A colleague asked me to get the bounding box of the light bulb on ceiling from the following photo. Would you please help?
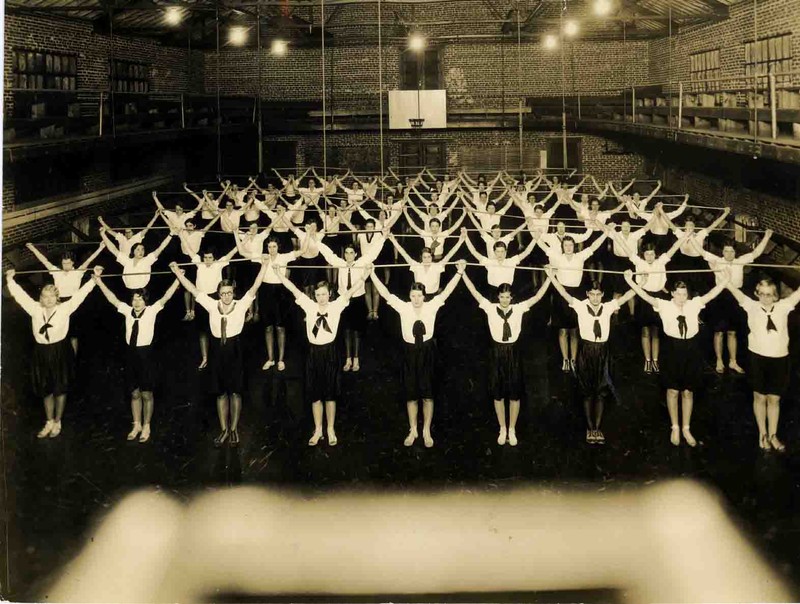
[594,0,612,16]
[543,34,558,50]
[164,7,182,26]
[228,26,248,46]
[271,39,288,55]
[564,20,579,37]
[408,33,426,52]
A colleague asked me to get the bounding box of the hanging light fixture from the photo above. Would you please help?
[228,26,248,46]
[271,39,288,55]
[164,7,182,26]
[408,33,426,52]
[543,34,559,50]
[564,20,579,37]
[594,0,612,16]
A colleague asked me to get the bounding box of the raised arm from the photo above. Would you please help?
[244,260,270,300]
[623,270,660,309]
[93,267,122,307]
[97,216,119,239]
[139,211,161,238]
[403,209,427,236]
[340,266,372,301]
[660,232,688,263]
[512,233,539,263]
[582,231,609,258]
[431,260,465,304]
[99,227,122,257]
[389,235,415,265]
[441,212,466,236]
[666,195,689,219]
[696,269,730,306]
[219,244,239,263]
[521,275,552,310]
[751,229,774,260]
[461,271,490,306]
[702,207,731,235]
[617,179,637,196]
[155,278,182,309]
[273,262,310,305]
[462,228,489,262]
[368,269,395,303]
[725,282,751,307]
[78,242,107,270]
[151,233,174,259]
[641,181,662,204]
[26,243,58,271]
[316,240,343,266]
[545,266,575,305]
[170,262,200,297]
[440,233,466,264]
[200,213,222,234]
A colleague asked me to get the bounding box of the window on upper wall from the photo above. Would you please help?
[12,49,77,91]
[689,49,720,92]
[111,59,151,93]
[745,33,793,85]
[400,48,442,91]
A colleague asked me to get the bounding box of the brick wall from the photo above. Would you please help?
[4,12,204,114]
[205,37,650,108]
[648,0,800,86]
[264,129,646,182]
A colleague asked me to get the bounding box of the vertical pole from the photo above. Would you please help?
[632,86,636,123]
[216,4,222,176]
[99,91,104,136]
[560,10,567,169]
[668,2,673,127]
[378,0,384,178]
[678,81,683,130]
[109,6,116,138]
[753,0,759,145]
[257,3,263,174]
[517,8,523,171]
[769,71,777,140]
[321,0,327,179]
[181,93,185,129]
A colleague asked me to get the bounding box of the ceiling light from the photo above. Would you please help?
[594,0,612,16]
[271,39,288,55]
[408,33,426,52]
[564,20,579,37]
[228,26,248,46]
[543,34,558,50]
[164,7,182,26]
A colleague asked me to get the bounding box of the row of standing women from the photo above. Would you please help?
[7,168,793,453]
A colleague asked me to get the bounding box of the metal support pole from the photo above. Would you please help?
[769,71,777,140]
[560,10,567,169]
[321,0,327,179]
[180,93,185,129]
[257,3,264,173]
[216,4,222,176]
[99,91,104,136]
[378,0,384,177]
[677,82,683,130]
[517,8,523,171]
[631,86,636,124]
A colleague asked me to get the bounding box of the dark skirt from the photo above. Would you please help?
[576,340,614,399]
[707,289,745,332]
[209,335,244,396]
[660,336,704,392]
[749,351,790,396]
[488,342,524,401]
[342,294,367,333]
[306,342,341,402]
[291,255,325,289]
[403,339,437,401]
[259,283,286,327]
[607,254,632,294]
[375,240,394,265]
[551,286,580,329]
[125,345,156,393]
[31,338,75,397]
[636,298,661,328]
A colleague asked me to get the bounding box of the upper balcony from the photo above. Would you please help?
[525,69,800,164]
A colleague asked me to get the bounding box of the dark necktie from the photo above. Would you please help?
[366,233,374,244]
[313,313,332,338]
[220,316,228,345]
[589,305,602,341]
[496,307,513,342]
[764,308,777,333]
[347,267,352,290]
[430,238,440,252]
[130,309,142,347]
[677,315,687,339]
[412,319,426,344]
[39,310,56,342]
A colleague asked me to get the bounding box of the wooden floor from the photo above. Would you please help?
[2,246,800,601]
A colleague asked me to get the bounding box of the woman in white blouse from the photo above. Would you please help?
[100,227,174,290]
[369,260,466,448]
[389,232,465,298]
[6,266,98,439]
[26,241,106,354]
[274,267,368,447]
[170,259,269,448]
[727,278,800,452]
[624,269,729,447]
[93,272,181,443]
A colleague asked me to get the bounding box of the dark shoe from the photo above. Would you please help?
[230,429,240,447]
[214,429,229,448]
[651,360,660,374]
